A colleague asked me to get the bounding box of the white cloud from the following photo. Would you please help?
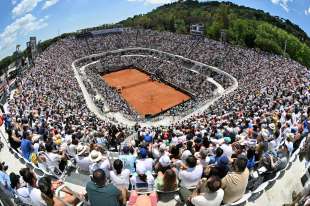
[270,0,292,12]
[12,0,42,17]
[0,14,48,50]
[12,0,18,5]
[305,7,310,15]
[127,0,176,5]
[42,0,59,10]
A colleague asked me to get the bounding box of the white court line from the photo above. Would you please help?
[72,47,238,127]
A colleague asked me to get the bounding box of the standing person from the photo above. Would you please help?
[110,159,130,203]
[44,144,65,174]
[119,146,136,174]
[7,125,21,152]
[136,148,153,173]
[86,169,124,206]
[20,131,33,160]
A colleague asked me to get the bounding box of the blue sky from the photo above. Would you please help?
[0,0,309,59]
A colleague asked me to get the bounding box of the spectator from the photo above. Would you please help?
[155,155,171,173]
[205,155,229,179]
[189,176,224,206]
[208,147,223,165]
[44,144,64,174]
[136,148,153,173]
[20,131,33,160]
[270,145,289,172]
[128,190,158,206]
[10,172,32,205]
[75,145,91,174]
[155,168,178,191]
[110,159,130,189]
[246,147,256,170]
[220,137,233,159]
[38,176,80,206]
[130,164,154,190]
[89,150,110,178]
[19,168,45,206]
[179,155,203,188]
[221,155,249,204]
[119,146,136,174]
[0,162,12,196]
[86,169,123,206]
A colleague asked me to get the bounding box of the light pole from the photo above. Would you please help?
[283,39,287,57]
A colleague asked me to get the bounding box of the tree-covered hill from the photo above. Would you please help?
[1,0,309,75]
[120,0,310,68]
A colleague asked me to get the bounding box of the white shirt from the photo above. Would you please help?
[89,159,110,178]
[75,155,92,173]
[282,127,291,139]
[16,187,32,205]
[29,186,46,206]
[220,144,233,158]
[45,152,61,173]
[33,143,40,154]
[292,112,300,125]
[179,165,203,188]
[110,169,130,188]
[285,141,294,155]
[67,144,77,157]
[136,158,153,172]
[171,136,178,145]
[191,189,224,206]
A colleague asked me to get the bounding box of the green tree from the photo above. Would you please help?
[175,19,187,33]
[255,37,282,54]
[244,33,257,48]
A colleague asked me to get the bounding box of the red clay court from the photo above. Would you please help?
[102,68,191,116]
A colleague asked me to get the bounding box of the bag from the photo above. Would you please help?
[0,115,4,126]
[128,191,157,206]
[246,174,265,192]
[30,153,38,165]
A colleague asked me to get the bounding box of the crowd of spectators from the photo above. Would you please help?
[0,28,309,206]
[82,53,217,120]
